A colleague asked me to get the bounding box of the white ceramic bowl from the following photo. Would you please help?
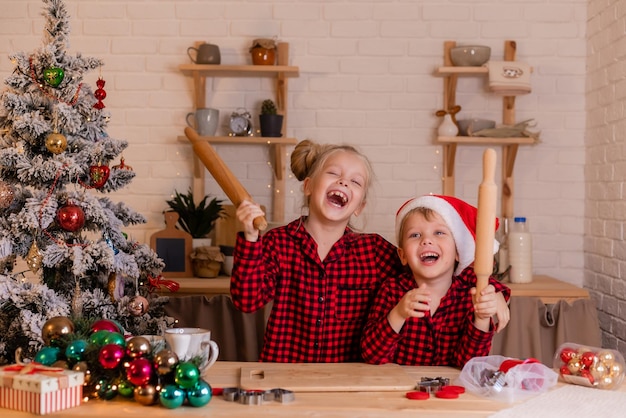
[450,45,491,67]
[456,118,496,136]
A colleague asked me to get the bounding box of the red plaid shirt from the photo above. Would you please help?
[230,217,402,363]
[361,267,510,367]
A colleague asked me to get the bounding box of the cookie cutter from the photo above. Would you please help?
[418,376,451,393]
[222,387,295,405]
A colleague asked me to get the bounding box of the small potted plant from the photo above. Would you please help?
[165,189,225,248]
[259,99,284,137]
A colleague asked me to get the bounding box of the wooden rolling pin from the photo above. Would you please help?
[184,127,267,231]
[474,148,497,294]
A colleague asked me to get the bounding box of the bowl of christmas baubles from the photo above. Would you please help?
[554,342,625,390]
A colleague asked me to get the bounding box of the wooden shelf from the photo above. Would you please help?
[177,135,297,145]
[179,42,299,223]
[435,40,537,219]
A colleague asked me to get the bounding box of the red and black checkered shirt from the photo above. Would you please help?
[230,217,403,363]
[361,267,510,367]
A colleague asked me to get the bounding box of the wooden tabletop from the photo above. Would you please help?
[162,275,590,304]
[3,361,623,418]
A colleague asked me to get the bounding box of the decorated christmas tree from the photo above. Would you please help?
[0,0,176,365]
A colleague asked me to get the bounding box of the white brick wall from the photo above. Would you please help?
[586,0,626,355]
[1,1,587,284]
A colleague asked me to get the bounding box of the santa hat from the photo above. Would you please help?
[395,195,500,276]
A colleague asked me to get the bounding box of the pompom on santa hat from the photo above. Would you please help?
[395,194,500,276]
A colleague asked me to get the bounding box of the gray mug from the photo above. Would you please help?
[186,108,219,136]
[187,43,221,64]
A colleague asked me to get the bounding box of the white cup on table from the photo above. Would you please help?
[164,327,219,372]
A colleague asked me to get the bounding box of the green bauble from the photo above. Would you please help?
[116,379,135,398]
[103,332,126,347]
[65,339,88,362]
[187,379,212,407]
[159,384,185,409]
[34,346,61,366]
[89,330,111,346]
[174,362,200,390]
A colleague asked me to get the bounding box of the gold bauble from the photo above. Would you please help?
[154,349,179,375]
[42,316,74,345]
[590,362,607,381]
[598,374,615,389]
[26,241,43,273]
[134,384,158,406]
[73,361,91,384]
[126,336,151,358]
[610,362,623,377]
[598,350,616,367]
[45,132,67,154]
[567,359,582,374]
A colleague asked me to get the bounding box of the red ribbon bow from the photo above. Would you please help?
[148,275,180,292]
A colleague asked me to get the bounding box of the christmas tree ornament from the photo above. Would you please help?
[126,357,154,386]
[43,66,65,87]
[65,339,88,363]
[26,241,43,273]
[71,280,83,318]
[42,316,75,345]
[113,156,133,171]
[174,361,200,389]
[52,360,70,369]
[0,180,15,208]
[186,379,212,407]
[126,336,151,358]
[93,77,107,109]
[99,343,125,369]
[89,162,110,188]
[134,384,159,406]
[73,361,91,384]
[91,318,123,334]
[103,331,126,347]
[154,349,179,375]
[96,378,118,400]
[128,294,149,316]
[45,131,67,154]
[34,346,61,366]
[56,203,85,231]
[159,384,185,409]
[116,379,135,398]
[89,329,112,346]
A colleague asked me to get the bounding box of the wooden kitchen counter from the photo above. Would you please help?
[2,361,623,418]
[162,275,589,304]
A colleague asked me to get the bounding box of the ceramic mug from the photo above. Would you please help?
[186,108,219,136]
[164,327,219,372]
[187,43,221,64]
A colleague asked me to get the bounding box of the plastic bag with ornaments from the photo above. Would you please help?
[457,355,558,403]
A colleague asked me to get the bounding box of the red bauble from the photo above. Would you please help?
[56,204,85,232]
[89,164,110,189]
[127,358,154,386]
[99,343,125,369]
[559,347,577,363]
[91,319,122,334]
[93,78,107,109]
[580,351,596,369]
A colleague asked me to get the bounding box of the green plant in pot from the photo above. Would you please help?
[165,189,225,246]
[259,99,284,137]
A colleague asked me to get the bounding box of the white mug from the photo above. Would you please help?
[186,108,219,136]
[164,327,219,372]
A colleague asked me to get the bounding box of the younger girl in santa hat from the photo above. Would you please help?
[361,195,510,367]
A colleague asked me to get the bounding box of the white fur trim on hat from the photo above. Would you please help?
[395,195,499,276]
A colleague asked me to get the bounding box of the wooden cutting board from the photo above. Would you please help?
[239,363,417,392]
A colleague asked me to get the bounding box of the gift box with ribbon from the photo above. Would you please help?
[0,363,84,415]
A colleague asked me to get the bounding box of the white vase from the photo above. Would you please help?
[438,114,459,137]
[192,238,212,249]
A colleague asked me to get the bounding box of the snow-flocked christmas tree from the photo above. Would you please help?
[0,0,176,365]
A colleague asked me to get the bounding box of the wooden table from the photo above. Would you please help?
[162,275,589,304]
[3,361,624,417]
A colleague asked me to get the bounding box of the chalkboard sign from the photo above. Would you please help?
[150,212,192,278]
